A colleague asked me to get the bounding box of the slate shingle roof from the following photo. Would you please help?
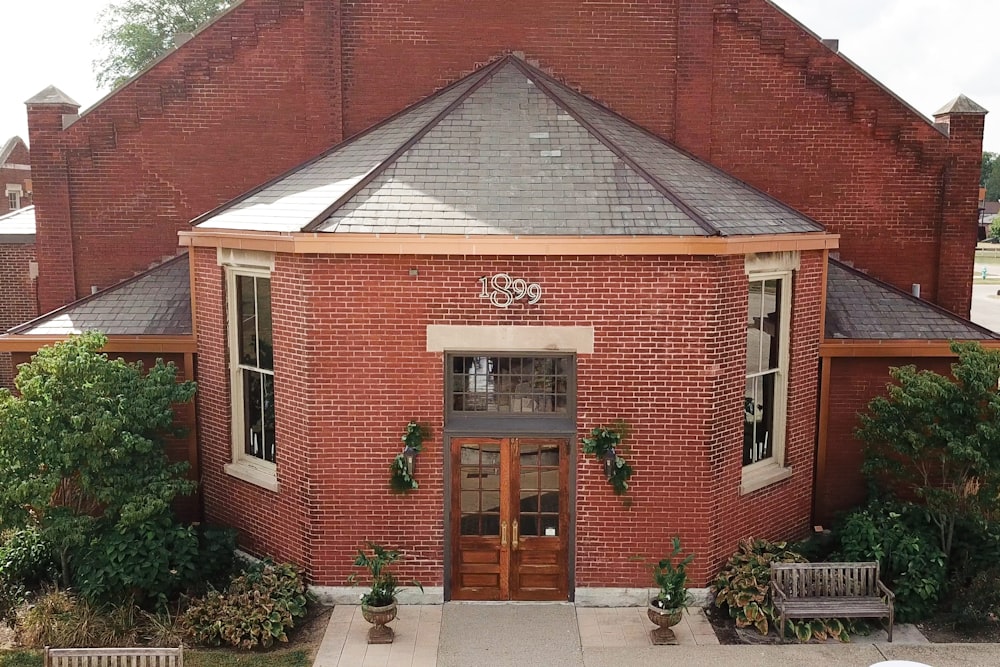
[196,56,824,238]
[825,259,999,340]
[7,254,191,336]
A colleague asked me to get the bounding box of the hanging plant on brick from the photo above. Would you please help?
[389,421,427,493]
[581,423,633,495]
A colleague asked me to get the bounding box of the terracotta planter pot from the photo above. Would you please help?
[647,602,683,645]
[361,600,398,644]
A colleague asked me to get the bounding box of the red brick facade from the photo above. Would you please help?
[0,244,37,388]
[194,248,823,587]
[24,0,982,316]
[11,0,987,594]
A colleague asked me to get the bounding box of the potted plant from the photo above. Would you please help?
[647,536,695,645]
[349,542,421,644]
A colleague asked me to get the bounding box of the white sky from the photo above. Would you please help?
[1,0,997,152]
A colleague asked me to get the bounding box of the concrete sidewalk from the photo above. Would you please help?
[312,603,1000,667]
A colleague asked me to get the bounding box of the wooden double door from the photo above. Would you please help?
[450,437,570,600]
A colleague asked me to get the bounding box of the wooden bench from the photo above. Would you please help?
[44,646,183,667]
[770,561,894,643]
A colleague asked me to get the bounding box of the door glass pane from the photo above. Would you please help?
[519,490,539,514]
[540,515,559,536]
[515,441,560,540]
[459,443,501,536]
[520,515,538,537]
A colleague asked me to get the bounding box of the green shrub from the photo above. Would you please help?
[712,538,850,641]
[947,564,1000,631]
[0,527,58,628]
[181,562,311,650]
[834,502,946,622]
[72,515,199,606]
[193,525,238,592]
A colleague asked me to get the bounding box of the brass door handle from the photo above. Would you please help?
[501,520,508,547]
[512,520,519,550]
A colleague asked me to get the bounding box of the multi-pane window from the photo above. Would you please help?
[6,186,20,211]
[450,355,570,415]
[744,276,786,466]
[232,274,275,464]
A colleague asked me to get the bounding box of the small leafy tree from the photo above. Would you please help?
[94,0,237,89]
[0,332,196,596]
[857,342,1000,559]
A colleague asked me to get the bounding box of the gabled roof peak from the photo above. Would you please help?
[25,86,79,107]
[934,94,988,116]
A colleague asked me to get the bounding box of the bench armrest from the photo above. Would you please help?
[877,580,895,601]
[771,578,788,603]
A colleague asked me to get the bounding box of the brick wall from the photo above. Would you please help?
[815,356,955,525]
[0,244,37,388]
[195,248,823,587]
[25,0,982,319]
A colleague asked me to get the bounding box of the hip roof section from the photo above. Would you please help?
[194,56,824,238]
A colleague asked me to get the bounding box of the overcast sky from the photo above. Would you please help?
[1,0,997,152]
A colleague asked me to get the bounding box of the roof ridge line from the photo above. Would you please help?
[517,59,824,234]
[510,58,721,237]
[6,252,189,335]
[829,258,1000,340]
[193,57,507,228]
[302,56,510,233]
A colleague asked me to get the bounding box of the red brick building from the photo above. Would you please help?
[0,137,31,216]
[0,0,993,601]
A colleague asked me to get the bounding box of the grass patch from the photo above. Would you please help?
[186,649,311,667]
[0,648,311,667]
[0,651,41,667]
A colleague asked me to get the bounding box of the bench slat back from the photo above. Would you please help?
[44,647,183,667]
[771,562,880,598]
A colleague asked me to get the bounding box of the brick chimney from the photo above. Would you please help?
[933,94,988,317]
[26,85,80,313]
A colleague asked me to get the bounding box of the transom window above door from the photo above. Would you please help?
[449,355,572,416]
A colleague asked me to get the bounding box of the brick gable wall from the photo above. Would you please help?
[1,141,32,215]
[194,247,823,586]
[25,0,982,319]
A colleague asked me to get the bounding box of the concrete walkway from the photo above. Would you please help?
[312,603,1000,667]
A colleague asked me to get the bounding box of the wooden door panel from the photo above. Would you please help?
[451,437,568,601]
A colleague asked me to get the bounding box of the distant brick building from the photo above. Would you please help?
[0,137,31,215]
[0,0,994,600]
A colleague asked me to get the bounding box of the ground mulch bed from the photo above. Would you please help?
[706,603,1000,645]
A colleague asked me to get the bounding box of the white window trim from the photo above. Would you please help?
[222,252,279,492]
[6,184,21,210]
[740,254,795,495]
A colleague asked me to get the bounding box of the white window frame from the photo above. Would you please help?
[220,249,279,492]
[6,184,21,210]
[741,253,796,495]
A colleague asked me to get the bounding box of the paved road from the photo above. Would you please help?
[971,282,1000,334]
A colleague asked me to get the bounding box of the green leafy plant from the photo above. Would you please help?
[711,537,850,641]
[650,536,694,610]
[947,564,1000,631]
[581,424,634,495]
[181,561,311,650]
[0,333,197,590]
[857,342,1000,559]
[834,502,946,622]
[349,542,421,607]
[0,527,59,627]
[72,516,199,606]
[389,421,426,493]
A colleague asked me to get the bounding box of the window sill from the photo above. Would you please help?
[740,463,793,495]
[225,461,280,493]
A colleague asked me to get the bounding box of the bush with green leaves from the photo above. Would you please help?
[713,538,852,642]
[181,562,311,650]
[0,527,59,628]
[72,517,200,606]
[834,502,946,622]
[857,342,1000,559]
[946,564,1000,631]
[0,333,197,603]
